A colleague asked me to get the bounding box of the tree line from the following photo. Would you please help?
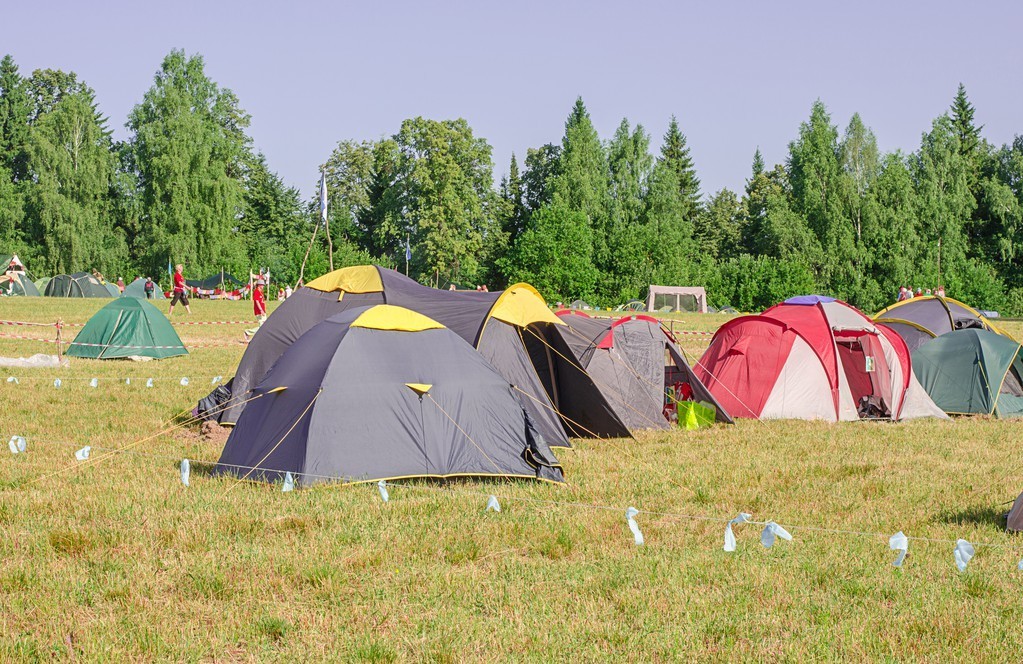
[1,50,1021,314]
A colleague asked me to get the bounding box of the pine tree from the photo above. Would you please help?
[601,118,653,301]
[697,189,742,260]
[0,55,30,181]
[659,115,701,218]
[499,153,526,241]
[552,96,605,253]
[751,147,765,180]
[787,100,847,293]
[522,143,560,215]
[950,83,983,175]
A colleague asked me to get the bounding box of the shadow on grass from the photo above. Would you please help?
[934,504,1007,528]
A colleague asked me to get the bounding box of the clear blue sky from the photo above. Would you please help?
[5,1,1022,200]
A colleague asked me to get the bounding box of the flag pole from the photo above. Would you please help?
[405,234,410,276]
[321,168,333,272]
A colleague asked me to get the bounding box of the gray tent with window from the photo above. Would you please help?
[874,295,1012,352]
[553,311,732,429]
[216,305,564,487]
[201,265,632,444]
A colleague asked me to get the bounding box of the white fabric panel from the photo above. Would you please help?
[820,301,875,331]
[835,359,859,421]
[898,371,950,420]
[879,335,906,417]
[761,336,837,421]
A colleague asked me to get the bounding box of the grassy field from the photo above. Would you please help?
[1,297,1022,661]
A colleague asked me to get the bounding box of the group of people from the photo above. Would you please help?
[167,264,269,341]
[897,286,946,301]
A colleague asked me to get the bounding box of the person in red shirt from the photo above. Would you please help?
[244,281,267,340]
[168,264,192,315]
[253,282,266,320]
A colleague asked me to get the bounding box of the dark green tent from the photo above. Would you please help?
[45,272,112,298]
[912,329,1023,418]
[216,304,563,487]
[66,298,187,359]
[123,277,166,300]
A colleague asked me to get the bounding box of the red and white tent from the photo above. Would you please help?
[694,296,946,421]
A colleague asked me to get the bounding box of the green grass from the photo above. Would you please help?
[1,298,1022,660]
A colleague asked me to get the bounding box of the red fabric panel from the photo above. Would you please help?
[760,303,838,396]
[695,318,796,418]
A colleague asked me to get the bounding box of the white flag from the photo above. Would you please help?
[319,170,328,224]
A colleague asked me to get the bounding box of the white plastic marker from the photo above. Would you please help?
[74,446,91,461]
[1017,559,1023,571]
[281,472,294,492]
[760,521,793,549]
[724,512,752,552]
[954,539,975,572]
[180,459,190,487]
[486,495,501,512]
[889,531,909,567]
[377,480,389,502]
[6,377,17,384]
[53,379,61,388]
[180,377,189,386]
[146,378,153,388]
[8,436,26,455]
[124,378,131,385]
[626,506,644,546]
[211,376,222,385]
[89,378,98,388]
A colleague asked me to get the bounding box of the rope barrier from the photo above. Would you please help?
[0,320,58,328]
[0,332,245,349]
[10,434,1011,556]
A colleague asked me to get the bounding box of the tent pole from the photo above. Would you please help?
[297,219,319,287]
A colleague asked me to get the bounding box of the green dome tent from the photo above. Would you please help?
[66,298,188,359]
[45,272,112,298]
[912,329,1023,418]
[123,277,165,300]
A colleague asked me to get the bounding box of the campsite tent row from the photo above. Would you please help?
[203,265,729,488]
[694,296,947,422]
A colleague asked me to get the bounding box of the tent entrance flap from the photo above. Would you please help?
[835,332,892,418]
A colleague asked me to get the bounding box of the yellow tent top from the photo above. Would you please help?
[351,305,445,332]
[306,266,383,298]
[488,283,563,328]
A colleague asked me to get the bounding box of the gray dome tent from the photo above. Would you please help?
[216,305,563,487]
[553,311,732,429]
[201,265,632,446]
